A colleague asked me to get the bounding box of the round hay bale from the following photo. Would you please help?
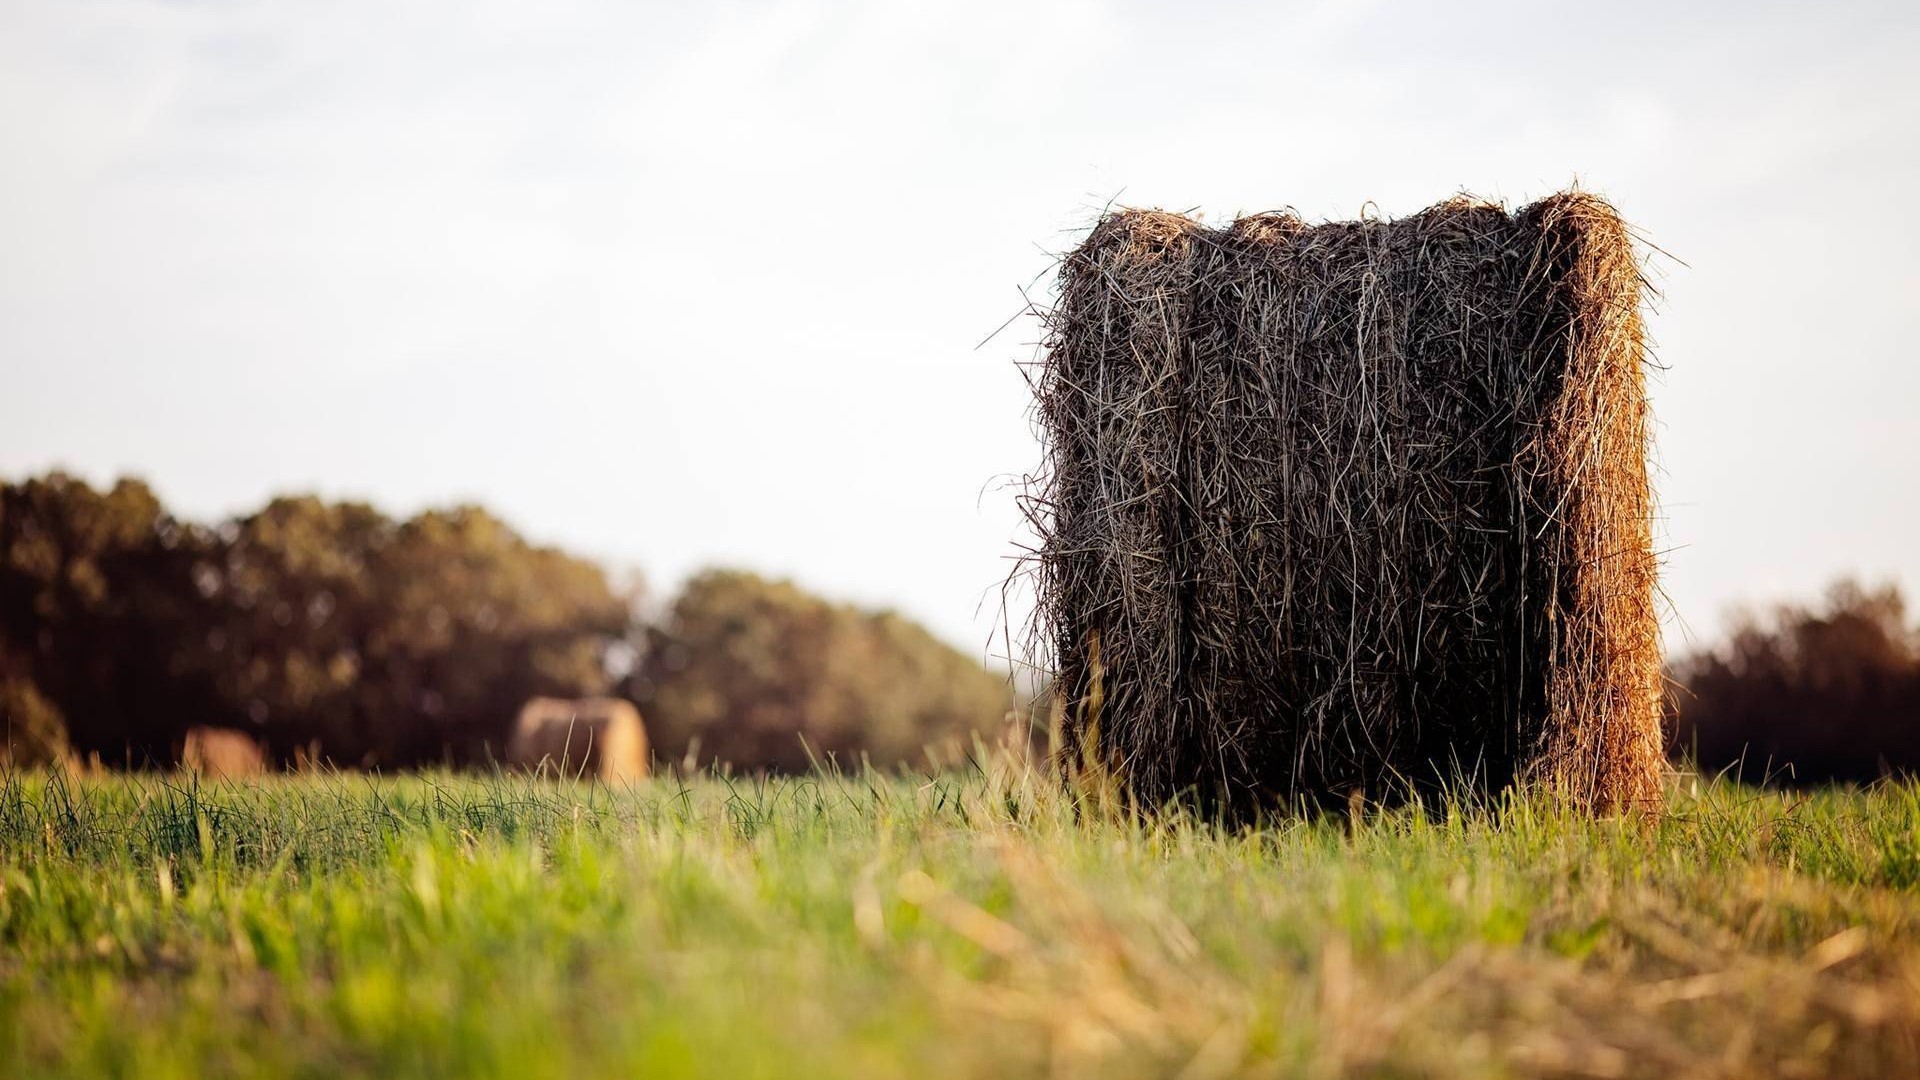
[181,726,267,780]
[1024,192,1661,815]
[507,697,649,782]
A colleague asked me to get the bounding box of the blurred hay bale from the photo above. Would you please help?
[507,697,648,782]
[0,675,68,766]
[1026,192,1661,814]
[181,726,266,779]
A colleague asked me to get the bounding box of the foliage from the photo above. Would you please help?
[636,569,1009,771]
[0,474,222,764]
[1,473,1009,775]
[202,498,632,766]
[0,475,632,768]
[1670,578,1920,785]
[0,768,1914,1079]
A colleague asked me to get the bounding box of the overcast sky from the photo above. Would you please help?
[3,0,1916,658]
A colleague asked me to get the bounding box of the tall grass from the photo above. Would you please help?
[2,764,1915,1078]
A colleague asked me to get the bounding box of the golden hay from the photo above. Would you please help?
[507,697,649,782]
[181,726,267,779]
[1021,192,1661,815]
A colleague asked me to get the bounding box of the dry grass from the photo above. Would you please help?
[1022,192,1662,815]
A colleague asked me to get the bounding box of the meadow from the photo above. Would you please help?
[0,765,1915,1079]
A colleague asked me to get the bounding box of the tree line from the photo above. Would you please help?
[1,473,1011,771]
[1668,578,1920,787]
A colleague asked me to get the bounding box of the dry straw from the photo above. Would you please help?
[1021,192,1662,815]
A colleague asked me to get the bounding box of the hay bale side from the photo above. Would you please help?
[507,697,649,782]
[181,726,266,780]
[1028,192,1660,814]
[1521,195,1662,810]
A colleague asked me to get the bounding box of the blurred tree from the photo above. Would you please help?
[0,474,224,764]
[196,495,396,763]
[4,473,1021,777]
[1,475,635,769]
[365,506,632,764]
[1670,579,1920,785]
[206,499,634,767]
[635,569,1008,772]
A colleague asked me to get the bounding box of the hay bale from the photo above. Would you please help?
[181,726,266,779]
[507,697,648,782]
[1026,192,1661,815]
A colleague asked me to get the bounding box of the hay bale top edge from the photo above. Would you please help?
[1076,191,1635,265]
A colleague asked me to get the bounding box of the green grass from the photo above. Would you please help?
[1,765,1915,1079]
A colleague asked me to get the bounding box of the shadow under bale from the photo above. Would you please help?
[1023,192,1661,816]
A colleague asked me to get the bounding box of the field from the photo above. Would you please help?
[1,767,1916,1079]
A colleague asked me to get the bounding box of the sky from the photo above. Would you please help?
[2,0,1917,661]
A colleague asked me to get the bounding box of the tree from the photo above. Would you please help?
[635,569,1008,772]
[193,495,395,763]
[202,498,633,766]
[1670,579,1920,785]
[0,473,223,764]
[359,505,633,765]
[1,475,638,770]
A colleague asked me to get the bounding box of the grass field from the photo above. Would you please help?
[1,766,1916,1079]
